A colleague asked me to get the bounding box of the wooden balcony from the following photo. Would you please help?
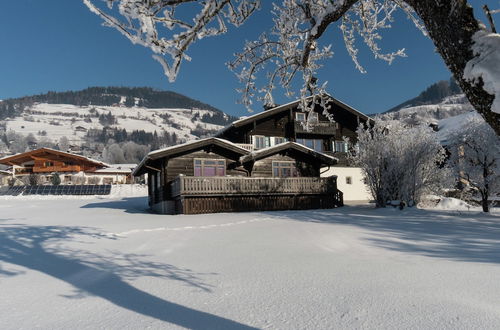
[166,175,343,214]
[33,165,82,173]
[235,143,254,151]
[294,121,337,135]
[170,175,339,198]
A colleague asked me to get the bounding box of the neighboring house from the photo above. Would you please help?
[217,94,373,202]
[91,164,138,184]
[133,137,341,214]
[0,148,133,185]
[74,126,87,132]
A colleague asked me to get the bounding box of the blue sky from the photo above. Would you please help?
[0,1,498,117]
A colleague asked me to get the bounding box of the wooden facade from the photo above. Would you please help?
[0,148,134,185]
[216,94,373,166]
[0,148,107,176]
[134,94,373,214]
[133,138,342,214]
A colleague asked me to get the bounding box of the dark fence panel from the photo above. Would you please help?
[0,185,112,196]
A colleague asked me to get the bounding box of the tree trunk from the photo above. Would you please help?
[405,0,500,136]
[482,197,489,212]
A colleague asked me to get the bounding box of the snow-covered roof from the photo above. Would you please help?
[216,93,373,137]
[0,148,109,168]
[133,138,251,176]
[93,164,137,174]
[436,111,481,145]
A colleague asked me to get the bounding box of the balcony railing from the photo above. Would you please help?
[235,143,254,151]
[33,165,82,173]
[294,121,337,135]
[170,175,337,198]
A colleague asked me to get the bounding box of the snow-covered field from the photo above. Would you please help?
[5,103,225,144]
[1,195,500,329]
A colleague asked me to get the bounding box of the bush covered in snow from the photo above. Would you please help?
[350,120,449,208]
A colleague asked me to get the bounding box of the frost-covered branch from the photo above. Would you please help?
[448,117,500,212]
[229,0,417,113]
[83,0,260,82]
[84,0,500,135]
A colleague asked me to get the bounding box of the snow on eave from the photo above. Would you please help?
[92,164,137,174]
[239,142,338,165]
[464,30,500,115]
[133,138,251,176]
[0,147,109,168]
[216,93,372,137]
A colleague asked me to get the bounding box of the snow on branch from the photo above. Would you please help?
[84,0,426,112]
[229,0,424,112]
[464,30,500,115]
[83,0,260,82]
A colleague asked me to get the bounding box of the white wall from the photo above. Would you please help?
[321,167,372,202]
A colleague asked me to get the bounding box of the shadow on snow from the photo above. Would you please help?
[272,206,500,264]
[81,196,151,214]
[0,224,257,329]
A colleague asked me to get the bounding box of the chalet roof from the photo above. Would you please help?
[239,142,338,166]
[93,164,137,174]
[133,138,251,176]
[217,93,373,136]
[0,148,108,168]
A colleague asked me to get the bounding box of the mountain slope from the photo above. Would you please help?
[0,87,238,123]
[379,78,474,126]
[385,78,462,114]
[0,88,239,160]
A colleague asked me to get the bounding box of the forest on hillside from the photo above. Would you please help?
[0,87,237,125]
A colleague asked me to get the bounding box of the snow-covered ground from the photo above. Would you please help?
[1,195,499,329]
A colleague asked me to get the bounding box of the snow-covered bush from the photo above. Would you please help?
[350,120,448,207]
[448,117,500,212]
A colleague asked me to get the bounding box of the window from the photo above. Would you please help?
[194,159,226,177]
[272,161,299,177]
[334,141,348,153]
[44,161,54,167]
[297,138,323,152]
[295,112,306,121]
[346,176,352,185]
[274,137,286,145]
[252,135,270,149]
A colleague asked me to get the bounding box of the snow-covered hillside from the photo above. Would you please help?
[4,103,227,145]
[378,94,473,125]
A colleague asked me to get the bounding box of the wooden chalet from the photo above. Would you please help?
[0,148,129,185]
[133,137,342,214]
[0,148,107,176]
[216,93,373,166]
